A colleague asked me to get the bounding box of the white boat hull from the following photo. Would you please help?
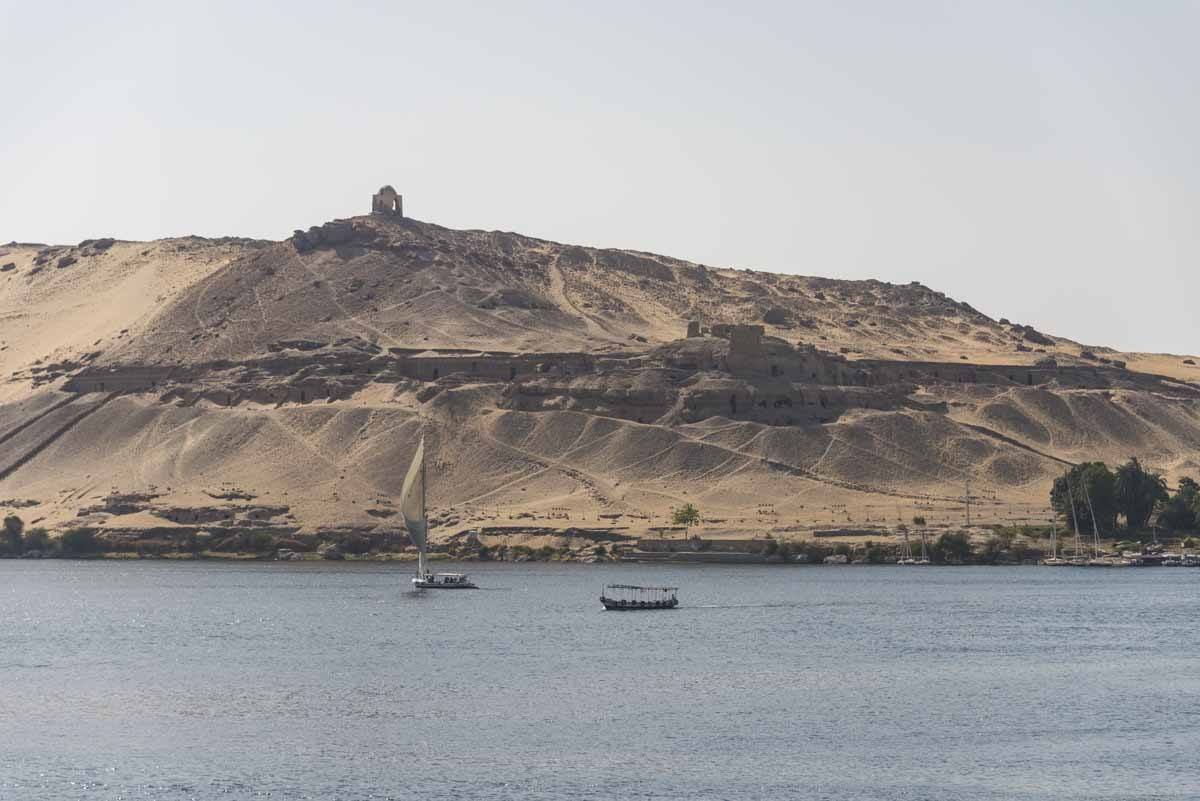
[412,574,477,589]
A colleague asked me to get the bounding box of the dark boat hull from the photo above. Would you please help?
[600,598,678,611]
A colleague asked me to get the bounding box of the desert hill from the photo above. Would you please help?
[0,206,1197,552]
[58,214,1138,368]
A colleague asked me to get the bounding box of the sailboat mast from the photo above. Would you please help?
[1067,481,1083,559]
[418,439,427,578]
[1081,479,1101,558]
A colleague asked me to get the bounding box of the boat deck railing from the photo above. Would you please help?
[603,584,678,591]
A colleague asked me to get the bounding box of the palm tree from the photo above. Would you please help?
[1114,457,1168,532]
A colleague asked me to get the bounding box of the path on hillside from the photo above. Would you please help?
[546,254,618,343]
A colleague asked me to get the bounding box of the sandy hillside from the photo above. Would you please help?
[0,210,1196,543]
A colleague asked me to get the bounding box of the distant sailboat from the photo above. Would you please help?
[1041,517,1068,565]
[915,531,931,565]
[897,529,915,565]
[1080,478,1130,567]
[1064,481,1087,566]
[401,436,477,589]
[898,529,929,565]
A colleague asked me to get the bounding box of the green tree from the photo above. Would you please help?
[2,514,24,555]
[1051,462,1117,536]
[978,535,1004,564]
[793,540,828,564]
[1114,457,1168,531]
[59,528,98,555]
[1157,477,1199,531]
[671,503,701,531]
[1184,478,1200,524]
[864,540,886,564]
[933,531,972,564]
[22,527,50,553]
[249,531,279,552]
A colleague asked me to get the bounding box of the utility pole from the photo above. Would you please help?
[965,477,971,527]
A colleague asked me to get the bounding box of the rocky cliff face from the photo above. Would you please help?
[0,214,1196,542]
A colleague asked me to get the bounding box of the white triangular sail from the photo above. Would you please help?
[401,437,427,576]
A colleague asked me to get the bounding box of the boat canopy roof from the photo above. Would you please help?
[605,584,678,591]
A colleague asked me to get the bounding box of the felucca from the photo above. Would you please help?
[915,531,931,565]
[898,529,929,565]
[401,436,477,589]
[1041,518,1068,566]
[897,529,916,565]
[1080,478,1131,567]
[1062,481,1088,566]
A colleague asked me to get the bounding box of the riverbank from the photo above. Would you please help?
[3,539,1192,567]
[4,518,1194,565]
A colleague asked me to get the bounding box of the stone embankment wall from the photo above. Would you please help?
[635,537,775,553]
[625,537,781,563]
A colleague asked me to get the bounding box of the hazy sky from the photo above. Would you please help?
[2,2,1196,353]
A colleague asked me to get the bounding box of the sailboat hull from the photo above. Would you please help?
[402,436,481,590]
[412,575,478,589]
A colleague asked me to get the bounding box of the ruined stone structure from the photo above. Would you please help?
[686,320,701,338]
[371,185,403,216]
[52,316,1200,434]
[728,324,764,352]
[719,324,768,375]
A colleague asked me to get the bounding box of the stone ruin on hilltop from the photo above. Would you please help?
[371,185,403,217]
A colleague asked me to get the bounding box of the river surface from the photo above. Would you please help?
[2,560,1199,800]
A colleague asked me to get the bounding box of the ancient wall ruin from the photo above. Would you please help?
[56,331,1200,421]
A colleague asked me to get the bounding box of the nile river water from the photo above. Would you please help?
[2,560,1199,800]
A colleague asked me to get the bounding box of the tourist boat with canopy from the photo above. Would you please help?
[600,584,678,610]
[401,436,477,589]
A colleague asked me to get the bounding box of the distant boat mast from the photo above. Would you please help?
[1066,480,1084,559]
[1081,479,1102,559]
